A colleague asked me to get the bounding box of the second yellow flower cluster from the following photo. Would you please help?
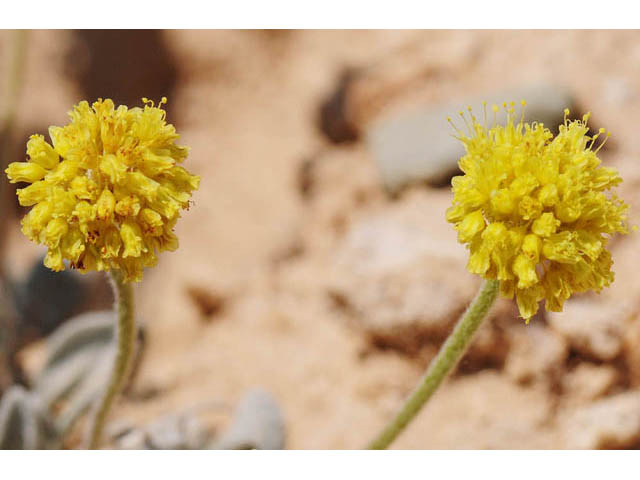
[446,103,629,320]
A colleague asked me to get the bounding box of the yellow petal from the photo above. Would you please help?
[5,162,47,183]
[521,234,542,262]
[70,176,98,201]
[61,228,86,263]
[532,212,560,237]
[457,210,485,242]
[513,254,538,288]
[44,247,64,271]
[96,188,116,222]
[17,182,49,206]
[120,220,145,258]
[115,195,141,217]
[542,232,580,264]
[101,227,122,258]
[516,287,541,321]
[537,183,558,207]
[139,208,164,236]
[26,134,59,169]
[44,217,69,248]
[490,188,515,216]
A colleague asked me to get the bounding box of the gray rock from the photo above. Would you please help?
[114,428,147,450]
[111,412,212,450]
[366,85,574,193]
[212,389,285,450]
[147,413,210,450]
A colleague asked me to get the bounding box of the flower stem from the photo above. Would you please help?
[366,279,499,450]
[86,270,136,449]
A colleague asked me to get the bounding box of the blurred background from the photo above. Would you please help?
[2,30,640,449]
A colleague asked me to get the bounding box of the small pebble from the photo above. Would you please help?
[212,389,285,450]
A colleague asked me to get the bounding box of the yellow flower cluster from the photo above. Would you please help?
[446,102,629,320]
[5,98,200,282]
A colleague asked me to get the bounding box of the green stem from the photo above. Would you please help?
[367,279,499,450]
[86,270,136,449]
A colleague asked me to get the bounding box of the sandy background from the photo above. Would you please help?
[2,30,640,449]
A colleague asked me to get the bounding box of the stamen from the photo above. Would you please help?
[519,100,527,129]
[594,129,610,154]
[482,101,488,130]
[159,97,168,120]
[467,105,477,125]
[588,127,604,150]
[459,110,472,135]
[447,116,463,137]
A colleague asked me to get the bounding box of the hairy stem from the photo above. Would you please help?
[367,279,499,450]
[86,270,136,449]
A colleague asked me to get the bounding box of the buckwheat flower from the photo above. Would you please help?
[368,103,634,451]
[5,98,200,282]
[446,102,630,320]
[6,98,200,281]
[5,97,200,449]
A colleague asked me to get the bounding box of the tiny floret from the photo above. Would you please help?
[5,98,200,282]
[446,103,629,320]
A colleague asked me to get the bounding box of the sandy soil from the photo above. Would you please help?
[3,30,640,449]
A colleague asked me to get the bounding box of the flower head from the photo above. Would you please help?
[5,98,200,282]
[446,102,630,320]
